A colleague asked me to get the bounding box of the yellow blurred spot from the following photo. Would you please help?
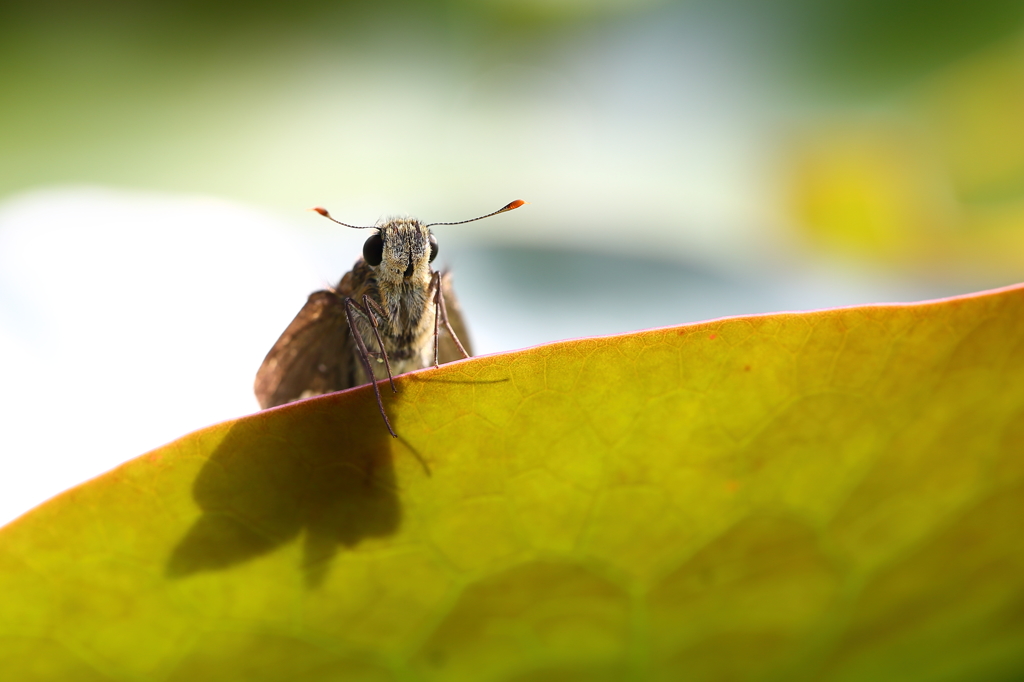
[787,39,1024,279]
[789,130,952,259]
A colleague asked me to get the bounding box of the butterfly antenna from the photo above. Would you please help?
[425,200,527,227]
[309,207,377,230]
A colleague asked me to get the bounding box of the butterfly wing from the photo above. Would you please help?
[437,271,473,364]
[254,289,355,409]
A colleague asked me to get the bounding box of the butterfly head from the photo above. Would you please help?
[363,218,438,289]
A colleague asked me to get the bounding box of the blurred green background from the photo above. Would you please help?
[6,0,1024,277]
[3,0,1024,524]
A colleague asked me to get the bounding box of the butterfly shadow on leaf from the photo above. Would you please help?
[165,388,401,588]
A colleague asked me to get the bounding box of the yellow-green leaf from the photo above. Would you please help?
[2,284,1024,681]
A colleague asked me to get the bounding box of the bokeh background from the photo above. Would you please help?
[3,0,1024,526]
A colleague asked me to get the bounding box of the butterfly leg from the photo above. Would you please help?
[431,272,441,367]
[432,270,470,366]
[344,297,397,438]
[360,294,397,393]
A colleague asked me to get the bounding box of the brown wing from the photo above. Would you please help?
[254,289,355,409]
[437,271,473,364]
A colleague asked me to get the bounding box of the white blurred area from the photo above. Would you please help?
[0,189,319,527]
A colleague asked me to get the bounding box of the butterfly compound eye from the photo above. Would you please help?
[428,233,439,263]
[363,233,384,266]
